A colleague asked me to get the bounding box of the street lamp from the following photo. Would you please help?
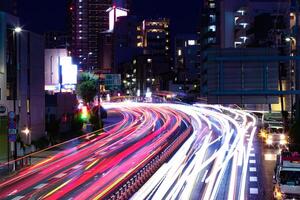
[22,127,31,145]
[14,27,22,33]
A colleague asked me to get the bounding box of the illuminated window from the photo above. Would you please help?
[208,25,216,32]
[178,49,182,56]
[234,41,242,48]
[235,17,239,25]
[209,3,215,8]
[208,37,216,44]
[209,14,216,23]
[188,40,196,45]
[27,99,30,113]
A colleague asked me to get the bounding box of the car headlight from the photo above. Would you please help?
[274,187,285,200]
[268,135,273,140]
[280,140,287,145]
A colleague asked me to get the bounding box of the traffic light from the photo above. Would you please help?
[80,106,89,121]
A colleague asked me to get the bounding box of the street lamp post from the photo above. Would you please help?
[7,26,22,171]
[22,127,31,145]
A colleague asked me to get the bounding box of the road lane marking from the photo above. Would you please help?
[34,183,48,189]
[249,188,258,194]
[8,190,18,196]
[249,160,256,164]
[249,167,256,172]
[250,147,254,151]
[72,165,82,169]
[264,154,277,161]
[12,196,24,200]
[54,173,67,179]
[249,176,257,182]
[86,158,95,162]
[201,170,209,183]
[249,153,255,157]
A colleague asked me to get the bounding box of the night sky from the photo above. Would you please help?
[18,0,201,35]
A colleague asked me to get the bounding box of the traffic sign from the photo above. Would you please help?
[8,111,15,119]
[8,134,17,142]
[8,129,17,134]
[0,105,6,114]
[8,111,17,142]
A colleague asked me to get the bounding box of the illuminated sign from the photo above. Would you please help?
[108,7,128,31]
[60,57,78,85]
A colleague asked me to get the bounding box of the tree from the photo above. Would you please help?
[77,72,99,103]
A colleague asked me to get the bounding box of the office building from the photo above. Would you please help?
[200,0,291,109]
[45,31,70,49]
[174,34,200,85]
[69,0,112,71]
[113,15,142,72]
[0,11,45,161]
[44,49,78,93]
[140,18,172,91]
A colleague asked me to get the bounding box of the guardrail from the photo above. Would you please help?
[104,126,193,200]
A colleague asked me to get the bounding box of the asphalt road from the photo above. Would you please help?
[0,104,192,200]
[0,103,267,200]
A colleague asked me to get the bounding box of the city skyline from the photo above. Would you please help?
[17,0,201,34]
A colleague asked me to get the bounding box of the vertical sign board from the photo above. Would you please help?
[8,111,17,142]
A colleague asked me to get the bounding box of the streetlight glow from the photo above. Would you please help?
[22,127,30,135]
[14,27,22,33]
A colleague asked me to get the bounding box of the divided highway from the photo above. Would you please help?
[0,103,257,200]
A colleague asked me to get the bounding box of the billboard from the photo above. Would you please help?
[60,57,78,85]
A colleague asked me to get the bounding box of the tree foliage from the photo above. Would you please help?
[77,72,99,103]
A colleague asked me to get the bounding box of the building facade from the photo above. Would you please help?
[200,0,291,109]
[174,34,200,86]
[0,12,45,161]
[69,0,112,71]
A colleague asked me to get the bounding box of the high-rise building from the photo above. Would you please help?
[141,18,170,56]
[199,0,291,109]
[45,31,70,49]
[141,18,172,91]
[113,15,142,72]
[69,0,112,71]
[174,34,199,84]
